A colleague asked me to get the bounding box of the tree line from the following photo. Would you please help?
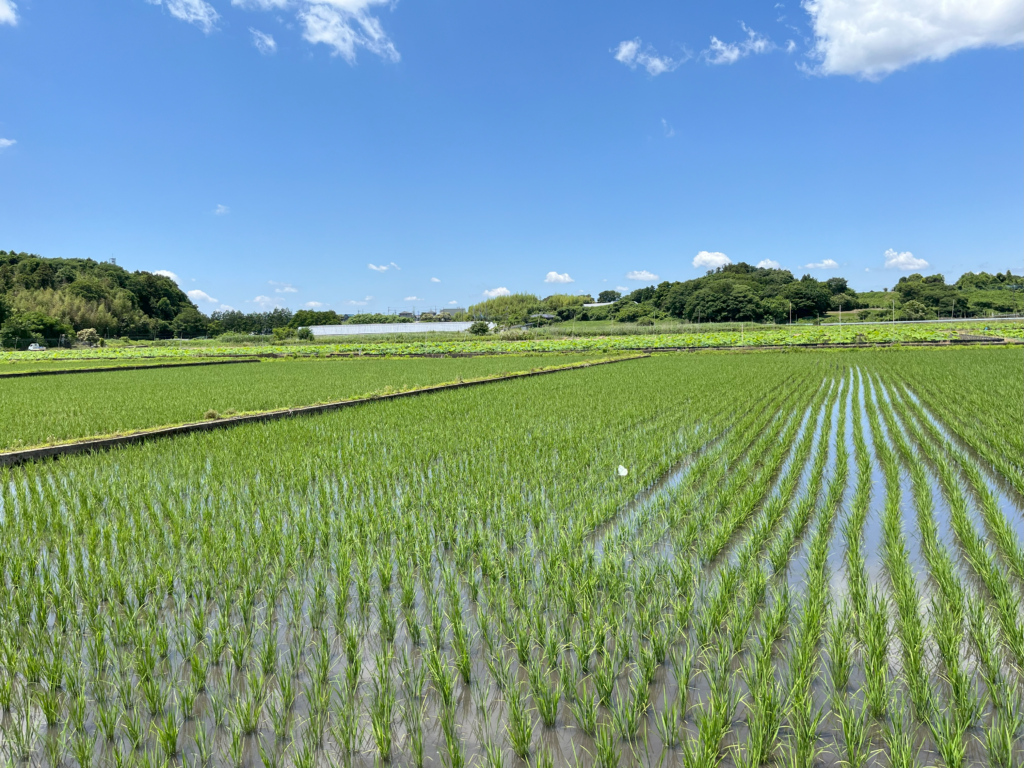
[468,264,1023,325]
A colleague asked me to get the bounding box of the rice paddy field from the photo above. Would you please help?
[0,345,1022,768]
[0,354,614,450]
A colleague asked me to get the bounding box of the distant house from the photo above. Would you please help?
[398,312,415,319]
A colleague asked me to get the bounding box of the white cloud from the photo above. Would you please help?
[785,39,797,53]
[615,286,629,292]
[252,295,282,309]
[0,0,17,26]
[404,296,422,302]
[613,38,684,75]
[430,277,440,283]
[692,251,732,269]
[151,0,219,33]
[661,119,675,138]
[218,304,236,311]
[270,281,298,293]
[704,24,774,65]
[0,138,16,150]
[188,289,219,303]
[303,301,326,308]
[448,300,458,305]
[250,28,277,54]
[154,270,181,283]
[626,270,659,281]
[803,0,1023,79]
[883,248,929,271]
[346,295,373,306]
[482,287,511,298]
[803,258,840,269]
[544,271,574,284]
[368,262,400,272]
[757,259,782,269]
[232,0,288,8]
[298,0,400,64]
[214,204,229,215]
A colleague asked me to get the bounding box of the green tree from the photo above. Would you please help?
[171,307,209,337]
[899,300,930,320]
[468,321,490,335]
[597,290,621,303]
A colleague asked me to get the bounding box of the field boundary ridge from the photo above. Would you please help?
[0,354,647,467]
[0,358,262,379]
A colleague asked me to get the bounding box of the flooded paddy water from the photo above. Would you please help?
[0,347,1021,768]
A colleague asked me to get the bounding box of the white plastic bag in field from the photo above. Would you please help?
[617,465,629,477]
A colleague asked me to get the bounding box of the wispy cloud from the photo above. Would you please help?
[214,204,229,215]
[0,0,17,26]
[218,304,236,311]
[883,249,929,270]
[626,270,659,281]
[803,258,840,269]
[430,277,440,283]
[703,23,774,65]
[757,259,781,269]
[269,281,298,293]
[368,262,400,272]
[250,28,277,54]
[0,138,16,150]
[298,0,400,64]
[154,270,180,283]
[544,271,574,284]
[252,295,280,309]
[304,301,326,308]
[613,38,685,75]
[346,295,373,306]
[150,0,219,33]
[482,287,511,298]
[615,286,629,292]
[693,251,732,269]
[188,289,219,303]
[661,119,675,138]
[404,296,422,302]
[448,300,458,305]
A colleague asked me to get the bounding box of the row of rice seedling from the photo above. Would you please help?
[0,348,1020,768]
[0,354,614,451]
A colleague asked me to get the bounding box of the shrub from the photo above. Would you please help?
[636,317,655,326]
[272,326,296,341]
[296,327,314,341]
[77,328,100,346]
[468,321,490,336]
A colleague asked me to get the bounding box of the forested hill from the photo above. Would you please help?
[0,250,200,341]
[468,263,1023,324]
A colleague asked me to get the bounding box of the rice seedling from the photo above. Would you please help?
[0,349,1017,768]
[505,682,534,759]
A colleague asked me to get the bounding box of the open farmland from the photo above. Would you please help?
[0,347,1022,768]
[0,320,1020,364]
[0,354,614,451]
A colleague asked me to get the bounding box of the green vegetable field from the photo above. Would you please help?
[0,346,1021,767]
[0,354,613,450]
[0,320,1020,364]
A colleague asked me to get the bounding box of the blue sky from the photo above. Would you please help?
[1,0,1021,314]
